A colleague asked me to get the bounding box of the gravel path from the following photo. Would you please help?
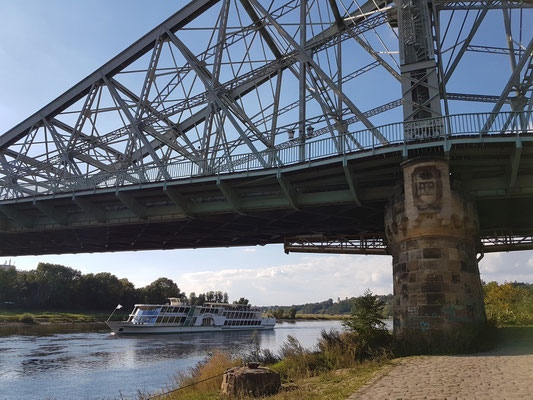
[348,328,533,400]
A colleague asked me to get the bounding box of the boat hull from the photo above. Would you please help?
[106,321,275,334]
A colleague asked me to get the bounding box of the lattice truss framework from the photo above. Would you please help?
[0,0,532,198]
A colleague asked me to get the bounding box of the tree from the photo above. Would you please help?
[32,263,82,308]
[143,277,183,304]
[78,272,123,310]
[288,307,297,319]
[119,278,140,310]
[342,289,391,360]
[233,297,249,305]
[196,293,206,306]
[343,290,387,335]
[0,267,17,304]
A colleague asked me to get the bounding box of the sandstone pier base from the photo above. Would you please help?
[385,158,486,341]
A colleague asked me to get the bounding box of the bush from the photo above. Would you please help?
[241,348,280,365]
[484,282,533,326]
[271,336,323,380]
[342,290,392,361]
[19,313,35,324]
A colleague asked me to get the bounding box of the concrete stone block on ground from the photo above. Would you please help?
[221,363,281,397]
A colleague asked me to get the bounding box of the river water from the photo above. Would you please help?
[0,320,350,400]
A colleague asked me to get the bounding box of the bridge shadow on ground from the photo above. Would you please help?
[473,327,533,357]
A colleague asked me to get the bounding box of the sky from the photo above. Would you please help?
[1,1,532,306]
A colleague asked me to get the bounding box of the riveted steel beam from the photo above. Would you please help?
[33,201,69,226]
[276,171,299,210]
[216,178,245,215]
[343,159,362,206]
[116,192,149,220]
[0,205,33,229]
[164,187,194,218]
[72,196,106,223]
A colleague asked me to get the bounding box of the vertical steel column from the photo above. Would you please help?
[398,0,442,139]
[299,0,307,162]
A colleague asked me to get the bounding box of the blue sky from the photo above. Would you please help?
[1,1,532,306]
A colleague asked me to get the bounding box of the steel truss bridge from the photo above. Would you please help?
[0,0,532,256]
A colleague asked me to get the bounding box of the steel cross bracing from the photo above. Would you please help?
[283,231,533,255]
[1,0,533,201]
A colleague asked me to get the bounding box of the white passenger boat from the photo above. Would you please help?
[106,298,276,334]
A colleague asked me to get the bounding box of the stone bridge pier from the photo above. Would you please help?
[385,158,486,339]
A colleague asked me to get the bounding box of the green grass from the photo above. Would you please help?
[0,309,129,324]
[266,361,387,400]
[145,360,386,400]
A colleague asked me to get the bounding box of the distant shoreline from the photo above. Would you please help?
[278,314,348,321]
[0,320,108,327]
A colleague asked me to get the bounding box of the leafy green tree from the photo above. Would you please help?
[143,277,183,304]
[343,290,387,334]
[119,278,140,310]
[342,290,391,360]
[233,297,249,305]
[288,307,297,319]
[78,272,123,310]
[0,266,17,304]
[196,293,206,306]
[32,263,82,308]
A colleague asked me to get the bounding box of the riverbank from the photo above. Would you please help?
[0,309,128,325]
[144,356,388,400]
[146,326,530,400]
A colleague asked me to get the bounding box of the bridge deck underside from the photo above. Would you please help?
[1,139,532,256]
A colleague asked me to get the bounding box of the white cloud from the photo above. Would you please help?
[178,255,392,306]
[479,252,533,283]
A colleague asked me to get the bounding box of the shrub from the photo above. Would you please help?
[19,313,35,324]
[342,290,392,361]
[241,348,280,365]
[484,282,533,326]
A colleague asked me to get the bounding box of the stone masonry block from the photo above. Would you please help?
[421,282,442,293]
[423,248,442,259]
[407,260,419,272]
[419,260,442,271]
[427,293,445,305]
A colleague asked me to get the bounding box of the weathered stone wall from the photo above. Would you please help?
[385,158,485,336]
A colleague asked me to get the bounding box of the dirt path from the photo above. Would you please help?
[348,328,533,400]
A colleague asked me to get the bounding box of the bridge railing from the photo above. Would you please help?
[1,111,531,201]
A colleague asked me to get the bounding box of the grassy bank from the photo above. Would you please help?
[0,309,128,324]
[143,354,387,400]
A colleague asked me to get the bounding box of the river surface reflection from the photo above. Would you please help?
[0,320,347,400]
